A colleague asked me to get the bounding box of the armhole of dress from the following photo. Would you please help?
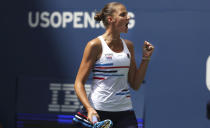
[97,36,104,62]
[121,38,130,54]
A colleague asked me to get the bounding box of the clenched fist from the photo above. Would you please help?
[142,41,154,58]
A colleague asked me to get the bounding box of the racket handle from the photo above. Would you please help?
[92,115,98,124]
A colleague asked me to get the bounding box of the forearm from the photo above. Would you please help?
[74,82,93,110]
[132,59,150,90]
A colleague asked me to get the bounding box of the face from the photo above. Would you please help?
[110,5,130,33]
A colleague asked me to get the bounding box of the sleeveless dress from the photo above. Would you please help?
[88,36,133,111]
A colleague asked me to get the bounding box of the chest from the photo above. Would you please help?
[101,52,131,66]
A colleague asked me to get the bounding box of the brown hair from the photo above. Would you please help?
[94,2,123,27]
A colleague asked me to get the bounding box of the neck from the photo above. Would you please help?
[103,28,120,43]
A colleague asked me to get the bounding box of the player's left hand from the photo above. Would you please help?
[142,41,154,57]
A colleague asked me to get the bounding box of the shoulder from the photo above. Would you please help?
[84,37,102,61]
[122,39,134,51]
[87,37,101,47]
[86,37,102,51]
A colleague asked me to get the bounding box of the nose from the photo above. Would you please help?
[127,15,130,20]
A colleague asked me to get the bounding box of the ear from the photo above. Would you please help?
[107,16,115,23]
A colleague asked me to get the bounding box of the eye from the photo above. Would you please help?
[119,12,127,17]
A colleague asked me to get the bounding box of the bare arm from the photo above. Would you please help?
[126,40,154,90]
[74,39,101,122]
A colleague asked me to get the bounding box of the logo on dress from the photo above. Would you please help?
[105,53,113,60]
[127,53,130,58]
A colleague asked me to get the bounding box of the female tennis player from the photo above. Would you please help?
[74,2,154,128]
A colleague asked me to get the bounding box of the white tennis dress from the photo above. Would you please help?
[88,36,133,111]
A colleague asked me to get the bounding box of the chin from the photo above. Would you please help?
[122,30,128,33]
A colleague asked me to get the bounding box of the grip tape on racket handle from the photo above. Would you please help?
[92,115,98,124]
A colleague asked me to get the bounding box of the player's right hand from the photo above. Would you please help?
[87,107,100,124]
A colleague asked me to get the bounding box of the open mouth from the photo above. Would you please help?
[125,23,129,28]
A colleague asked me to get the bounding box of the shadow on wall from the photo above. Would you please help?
[207,101,210,119]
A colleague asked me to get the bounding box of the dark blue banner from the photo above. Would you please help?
[1,0,210,128]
